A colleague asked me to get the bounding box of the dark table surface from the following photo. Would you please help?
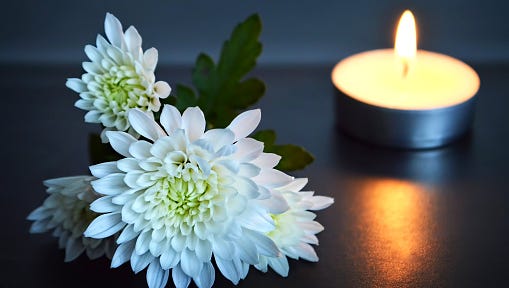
[1,63,508,287]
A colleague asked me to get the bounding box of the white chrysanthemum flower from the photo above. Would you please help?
[255,178,333,277]
[27,176,116,262]
[66,13,171,138]
[84,105,295,288]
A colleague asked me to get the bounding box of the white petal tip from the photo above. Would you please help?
[154,81,171,99]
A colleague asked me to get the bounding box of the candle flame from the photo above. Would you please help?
[395,10,417,77]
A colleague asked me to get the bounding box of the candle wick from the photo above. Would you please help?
[402,60,409,79]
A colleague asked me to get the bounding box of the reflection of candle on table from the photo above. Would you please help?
[331,10,480,149]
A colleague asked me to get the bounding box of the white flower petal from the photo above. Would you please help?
[95,34,109,53]
[300,221,324,234]
[154,81,171,99]
[66,78,87,93]
[111,239,136,268]
[129,140,153,159]
[90,196,119,213]
[194,262,215,288]
[160,105,182,135]
[309,196,334,210]
[160,246,179,270]
[131,251,154,274]
[139,158,162,171]
[236,237,258,265]
[129,109,166,141]
[254,257,268,273]
[256,191,289,214]
[104,13,125,48]
[91,173,128,196]
[106,46,124,65]
[26,206,51,221]
[214,256,240,285]
[150,137,174,159]
[253,169,294,188]
[117,224,139,244]
[301,234,319,245]
[84,44,103,62]
[232,177,259,199]
[124,26,142,57]
[147,260,169,288]
[245,229,279,257]
[43,175,89,189]
[277,178,308,192]
[74,99,94,110]
[100,127,114,143]
[296,242,319,262]
[268,256,289,277]
[28,176,116,262]
[171,234,187,252]
[64,237,85,262]
[90,161,120,178]
[122,201,140,223]
[251,152,281,169]
[143,48,158,71]
[226,109,261,141]
[192,155,211,176]
[233,138,264,162]
[27,219,48,234]
[240,261,249,279]
[180,248,203,278]
[117,158,140,172]
[169,266,189,288]
[84,213,125,238]
[215,145,236,158]
[238,163,261,178]
[149,236,165,255]
[82,61,102,74]
[195,239,212,262]
[211,238,233,260]
[84,110,101,123]
[135,230,151,255]
[106,131,137,157]
[256,185,272,200]
[135,173,156,188]
[237,206,274,233]
[181,107,205,142]
[202,129,235,152]
[124,171,144,188]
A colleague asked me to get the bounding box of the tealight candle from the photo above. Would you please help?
[331,10,480,149]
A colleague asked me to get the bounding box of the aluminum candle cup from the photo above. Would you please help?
[331,10,480,149]
[332,80,478,149]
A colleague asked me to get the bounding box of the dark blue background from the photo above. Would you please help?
[1,0,508,66]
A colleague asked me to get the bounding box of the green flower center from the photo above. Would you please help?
[100,65,144,107]
[163,177,211,218]
[141,171,219,231]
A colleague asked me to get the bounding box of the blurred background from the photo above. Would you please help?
[1,0,508,67]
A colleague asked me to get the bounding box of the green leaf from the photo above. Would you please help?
[192,53,215,97]
[269,144,315,172]
[169,14,312,171]
[253,129,314,171]
[216,14,262,81]
[252,129,276,146]
[176,13,265,128]
[174,84,197,111]
[233,78,265,109]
